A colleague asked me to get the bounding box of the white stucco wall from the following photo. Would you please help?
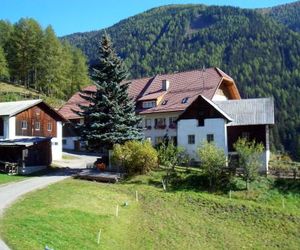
[8,116,16,139]
[51,121,62,160]
[63,136,79,150]
[177,118,228,160]
[140,112,181,144]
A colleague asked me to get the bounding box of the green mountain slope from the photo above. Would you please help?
[260,1,300,32]
[0,82,65,108]
[62,4,300,158]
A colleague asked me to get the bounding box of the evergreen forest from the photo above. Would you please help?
[0,18,90,99]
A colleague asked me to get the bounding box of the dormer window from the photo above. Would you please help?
[142,101,156,109]
[182,97,189,104]
[162,100,168,105]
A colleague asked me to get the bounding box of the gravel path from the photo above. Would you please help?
[0,172,72,250]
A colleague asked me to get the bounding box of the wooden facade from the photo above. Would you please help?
[227,125,266,151]
[15,104,57,137]
[217,79,241,100]
[177,96,227,125]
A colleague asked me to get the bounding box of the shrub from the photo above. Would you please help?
[233,138,264,190]
[157,143,187,169]
[112,140,158,175]
[197,141,227,190]
[157,142,189,190]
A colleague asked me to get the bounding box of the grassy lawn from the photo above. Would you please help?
[0,82,65,108]
[1,169,300,250]
[0,173,26,185]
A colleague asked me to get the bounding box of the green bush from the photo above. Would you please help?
[112,140,158,175]
[198,141,227,190]
[157,143,188,169]
[234,138,264,190]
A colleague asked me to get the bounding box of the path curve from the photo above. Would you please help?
[0,172,71,250]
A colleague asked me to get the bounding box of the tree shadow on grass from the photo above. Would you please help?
[272,178,300,195]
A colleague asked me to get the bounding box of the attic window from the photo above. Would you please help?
[142,101,156,109]
[181,97,189,104]
[162,100,168,105]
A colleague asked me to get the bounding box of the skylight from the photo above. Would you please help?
[181,97,189,104]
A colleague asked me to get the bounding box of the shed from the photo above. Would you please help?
[0,137,52,175]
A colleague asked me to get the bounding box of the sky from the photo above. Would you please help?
[0,0,298,36]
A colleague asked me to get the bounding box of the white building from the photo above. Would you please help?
[59,67,274,173]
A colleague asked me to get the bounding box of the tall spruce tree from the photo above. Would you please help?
[77,33,142,150]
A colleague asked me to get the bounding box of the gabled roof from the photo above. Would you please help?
[215,98,275,126]
[0,99,66,121]
[59,67,240,119]
[0,99,42,117]
[201,95,233,121]
[177,95,233,122]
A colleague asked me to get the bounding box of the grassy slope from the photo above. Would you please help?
[1,170,299,250]
[0,173,26,185]
[0,82,65,109]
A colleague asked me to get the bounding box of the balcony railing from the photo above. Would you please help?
[155,124,166,129]
[169,123,176,129]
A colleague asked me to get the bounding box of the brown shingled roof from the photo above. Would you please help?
[59,67,239,120]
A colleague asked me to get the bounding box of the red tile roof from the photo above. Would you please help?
[59,67,238,119]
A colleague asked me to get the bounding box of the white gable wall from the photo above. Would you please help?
[51,121,62,160]
[177,118,228,160]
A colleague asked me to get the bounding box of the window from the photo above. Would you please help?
[169,117,177,129]
[21,120,27,130]
[35,121,40,131]
[62,139,67,145]
[155,118,166,129]
[181,97,189,104]
[47,122,52,131]
[207,134,214,143]
[142,101,156,109]
[161,100,168,105]
[145,118,152,129]
[188,135,195,144]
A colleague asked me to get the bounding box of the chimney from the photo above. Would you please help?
[162,80,170,91]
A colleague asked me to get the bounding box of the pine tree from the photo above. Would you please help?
[68,47,90,98]
[7,18,43,88]
[0,46,9,79]
[77,33,142,150]
[38,26,64,95]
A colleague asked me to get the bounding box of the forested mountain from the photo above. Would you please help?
[261,1,300,32]
[0,18,90,99]
[62,4,300,158]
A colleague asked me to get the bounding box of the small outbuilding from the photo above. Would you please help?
[0,137,52,175]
